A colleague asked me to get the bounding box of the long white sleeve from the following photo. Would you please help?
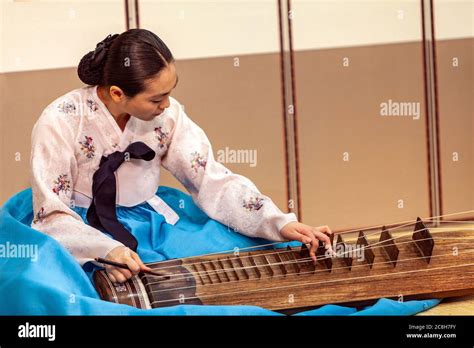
[30,117,123,265]
[161,102,298,241]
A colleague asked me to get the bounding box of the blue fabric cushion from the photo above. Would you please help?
[0,187,440,315]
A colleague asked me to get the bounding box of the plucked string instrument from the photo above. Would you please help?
[94,211,474,313]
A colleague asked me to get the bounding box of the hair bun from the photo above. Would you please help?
[77,33,119,85]
[77,50,103,85]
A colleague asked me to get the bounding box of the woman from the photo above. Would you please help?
[30,29,332,284]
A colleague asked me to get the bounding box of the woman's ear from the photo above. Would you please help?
[109,85,127,103]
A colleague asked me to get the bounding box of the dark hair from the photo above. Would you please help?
[77,29,174,97]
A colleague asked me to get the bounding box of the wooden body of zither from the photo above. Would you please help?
[94,220,474,312]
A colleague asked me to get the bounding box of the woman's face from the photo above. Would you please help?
[108,62,179,122]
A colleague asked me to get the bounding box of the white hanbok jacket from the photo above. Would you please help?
[30,85,297,265]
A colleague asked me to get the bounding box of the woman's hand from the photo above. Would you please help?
[280,222,333,264]
[104,246,152,283]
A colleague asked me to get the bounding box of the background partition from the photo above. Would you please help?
[139,0,290,211]
[433,0,474,221]
[0,0,472,232]
[0,0,126,203]
[291,0,431,231]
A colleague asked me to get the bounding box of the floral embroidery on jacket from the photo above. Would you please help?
[79,136,96,158]
[32,207,46,224]
[243,196,264,211]
[190,151,207,173]
[86,99,99,113]
[154,126,169,149]
[52,174,71,195]
[57,100,77,115]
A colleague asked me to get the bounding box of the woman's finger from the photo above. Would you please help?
[117,248,140,275]
[299,229,319,263]
[313,229,331,245]
[106,264,132,280]
[317,225,333,236]
[131,251,152,272]
[313,230,335,255]
[107,272,117,283]
[118,267,133,279]
[281,229,312,245]
[109,269,127,283]
[123,257,140,275]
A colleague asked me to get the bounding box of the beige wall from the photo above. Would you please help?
[436,38,474,220]
[0,0,126,73]
[295,41,431,230]
[139,0,281,59]
[434,1,474,221]
[3,0,472,73]
[0,67,83,204]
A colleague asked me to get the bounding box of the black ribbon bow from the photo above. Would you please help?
[90,33,119,68]
[86,141,156,251]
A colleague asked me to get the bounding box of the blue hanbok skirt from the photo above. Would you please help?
[0,186,439,315]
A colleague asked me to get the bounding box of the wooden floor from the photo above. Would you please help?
[416,222,473,315]
[417,294,474,315]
